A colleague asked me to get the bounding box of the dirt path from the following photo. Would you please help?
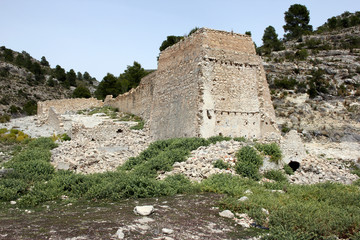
[0,193,262,240]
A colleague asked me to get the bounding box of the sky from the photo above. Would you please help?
[1,0,359,81]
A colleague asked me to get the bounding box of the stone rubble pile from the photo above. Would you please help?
[158,140,245,182]
[289,154,359,184]
[158,139,359,185]
[51,121,150,174]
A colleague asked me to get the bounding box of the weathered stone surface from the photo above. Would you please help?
[133,205,154,216]
[104,28,280,140]
[281,130,306,165]
[162,228,174,234]
[238,196,249,202]
[219,210,234,219]
[114,228,125,239]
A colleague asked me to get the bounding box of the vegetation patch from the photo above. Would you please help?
[263,170,287,182]
[255,143,282,164]
[201,174,360,239]
[213,159,231,170]
[0,128,30,143]
[235,146,263,180]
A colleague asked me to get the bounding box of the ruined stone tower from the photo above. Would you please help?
[105,28,279,140]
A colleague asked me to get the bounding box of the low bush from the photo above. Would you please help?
[201,174,360,239]
[0,128,29,143]
[255,143,282,164]
[283,164,294,175]
[213,159,231,170]
[263,170,287,182]
[0,114,10,123]
[0,178,28,201]
[130,118,145,130]
[207,135,232,144]
[235,161,261,180]
[236,146,263,167]
[233,136,246,142]
[235,146,263,180]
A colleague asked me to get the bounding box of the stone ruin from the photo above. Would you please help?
[105,28,280,140]
[37,28,280,141]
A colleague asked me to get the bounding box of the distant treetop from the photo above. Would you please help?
[283,4,313,40]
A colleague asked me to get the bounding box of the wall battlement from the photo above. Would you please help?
[105,28,280,140]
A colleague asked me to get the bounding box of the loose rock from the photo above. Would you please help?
[133,205,154,216]
[219,210,234,219]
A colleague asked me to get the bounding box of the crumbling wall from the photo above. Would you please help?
[37,98,103,118]
[105,28,279,140]
[104,72,156,121]
[41,28,279,140]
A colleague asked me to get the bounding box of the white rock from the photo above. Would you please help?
[115,228,125,239]
[162,228,174,234]
[219,210,234,219]
[10,201,16,205]
[238,196,249,202]
[244,189,253,195]
[261,208,269,215]
[133,205,154,216]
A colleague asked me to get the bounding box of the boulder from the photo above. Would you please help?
[219,210,234,219]
[133,205,154,216]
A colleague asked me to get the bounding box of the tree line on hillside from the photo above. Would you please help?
[0,47,97,99]
[258,5,360,55]
[94,61,151,100]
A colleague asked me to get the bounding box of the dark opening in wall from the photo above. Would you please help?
[117,129,123,133]
[219,132,223,136]
[207,110,212,119]
[288,161,300,172]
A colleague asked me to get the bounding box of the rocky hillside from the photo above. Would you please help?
[0,47,98,121]
[263,24,360,143]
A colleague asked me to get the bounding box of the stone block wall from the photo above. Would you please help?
[105,28,280,140]
[37,28,279,140]
[37,98,103,118]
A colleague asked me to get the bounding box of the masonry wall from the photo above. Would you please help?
[104,72,156,121]
[106,28,279,140]
[37,98,103,118]
[40,28,279,140]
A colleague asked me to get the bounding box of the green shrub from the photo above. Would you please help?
[60,133,71,141]
[263,170,288,182]
[0,178,28,201]
[202,174,360,239]
[236,146,263,167]
[295,49,309,60]
[27,137,58,150]
[233,136,246,142]
[0,128,7,134]
[273,77,297,90]
[207,135,232,144]
[201,174,258,196]
[255,143,282,164]
[213,159,231,170]
[0,114,10,123]
[283,164,294,175]
[120,137,209,171]
[235,161,261,180]
[23,100,37,115]
[5,160,55,182]
[130,119,145,130]
[11,148,51,162]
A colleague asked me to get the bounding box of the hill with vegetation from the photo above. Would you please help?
[0,47,98,122]
[257,10,360,144]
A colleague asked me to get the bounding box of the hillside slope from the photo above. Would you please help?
[263,25,360,146]
[0,47,98,120]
